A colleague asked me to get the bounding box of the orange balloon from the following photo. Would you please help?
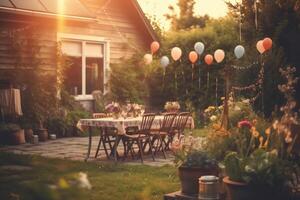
[256,40,265,54]
[189,51,198,64]
[204,54,213,65]
[150,41,160,54]
[263,37,272,50]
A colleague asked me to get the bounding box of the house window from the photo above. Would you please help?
[58,34,108,99]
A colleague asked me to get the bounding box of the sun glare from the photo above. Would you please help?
[137,0,237,30]
[57,0,65,31]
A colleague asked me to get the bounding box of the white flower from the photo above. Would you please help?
[210,115,217,121]
[78,172,92,190]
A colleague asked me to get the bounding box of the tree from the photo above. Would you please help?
[227,0,300,116]
[165,0,209,30]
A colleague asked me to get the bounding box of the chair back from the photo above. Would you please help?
[175,112,191,133]
[160,113,177,132]
[139,113,156,133]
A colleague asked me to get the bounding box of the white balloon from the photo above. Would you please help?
[234,45,245,59]
[194,42,205,55]
[160,56,170,68]
[143,54,152,65]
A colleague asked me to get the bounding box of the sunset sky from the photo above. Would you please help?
[137,0,236,29]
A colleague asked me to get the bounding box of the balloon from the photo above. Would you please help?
[171,47,182,61]
[143,54,152,65]
[204,54,213,65]
[194,42,205,55]
[256,40,265,54]
[214,49,225,63]
[150,41,160,54]
[263,37,272,50]
[234,45,245,59]
[160,56,170,68]
[189,51,198,64]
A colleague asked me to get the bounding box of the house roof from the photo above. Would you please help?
[129,0,158,42]
[0,0,95,20]
[0,0,157,41]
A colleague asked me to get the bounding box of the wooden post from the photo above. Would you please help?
[220,68,230,130]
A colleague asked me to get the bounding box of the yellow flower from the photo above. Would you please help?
[265,128,271,135]
[259,136,264,148]
[58,178,69,189]
[252,130,260,138]
[285,136,293,144]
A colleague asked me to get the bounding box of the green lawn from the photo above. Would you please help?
[0,152,179,200]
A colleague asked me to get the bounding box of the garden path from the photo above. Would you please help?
[0,136,174,167]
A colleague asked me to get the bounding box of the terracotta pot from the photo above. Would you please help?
[223,176,289,200]
[24,129,34,142]
[10,129,26,145]
[37,129,48,142]
[178,166,218,196]
[223,176,250,200]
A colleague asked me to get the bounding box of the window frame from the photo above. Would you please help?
[57,33,110,100]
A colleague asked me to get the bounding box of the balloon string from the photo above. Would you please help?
[192,64,194,80]
[254,1,258,30]
[163,69,166,89]
[216,77,218,107]
[207,72,210,95]
[199,68,201,89]
[239,5,242,42]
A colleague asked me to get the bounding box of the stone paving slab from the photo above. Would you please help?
[0,136,174,167]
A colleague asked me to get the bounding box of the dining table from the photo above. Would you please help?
[77,115,194,161]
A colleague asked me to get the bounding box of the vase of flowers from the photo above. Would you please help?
[172,136,218,196]
[164,101,180,113]
[126,103,144,117]
[105,102,121,119]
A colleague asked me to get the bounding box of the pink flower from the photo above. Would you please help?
[238,120,252,129]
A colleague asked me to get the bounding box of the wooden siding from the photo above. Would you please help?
[0,0,153,71]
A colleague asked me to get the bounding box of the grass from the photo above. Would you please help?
[0,152,179,200]
[191,128,211,137]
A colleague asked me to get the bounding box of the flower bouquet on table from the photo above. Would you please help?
[164,101,180,113]
[171,136,218,196]
[126,103,145,117]
[105,102,121,119]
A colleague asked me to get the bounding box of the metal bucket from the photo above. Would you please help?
[198,175,219,200]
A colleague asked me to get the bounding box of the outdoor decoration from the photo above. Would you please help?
[256,40,265,54]
[234,45,245,59]
[194,42,205,55]
[171,47,182,61]
[160,56,170,69]
[150,41,160,54]
[214,49,225,63]
[126,103,144,117]
[263,37,272,51]
[189,51,198,79]
[105,102,121,119]
[143,54,152,65]
[164,101,180,112]
[204,54,213,65]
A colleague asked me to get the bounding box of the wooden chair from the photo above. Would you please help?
[94,113,119,159]
[165,112,191,149]
[150,112,177,158]
[123,113,156,163]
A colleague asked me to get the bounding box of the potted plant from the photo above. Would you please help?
[0,123,25,145]
[172,136,218,196]
[105,102,121,119]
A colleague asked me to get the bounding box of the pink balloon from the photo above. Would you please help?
[214,49,225,63]
[150,41,160,54]
[171,47,182,61]
[256,40,265,54]
[189,51,198,64]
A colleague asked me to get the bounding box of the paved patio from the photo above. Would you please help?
[0,136,174,167]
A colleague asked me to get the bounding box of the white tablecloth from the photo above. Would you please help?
[77,116,194,135]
